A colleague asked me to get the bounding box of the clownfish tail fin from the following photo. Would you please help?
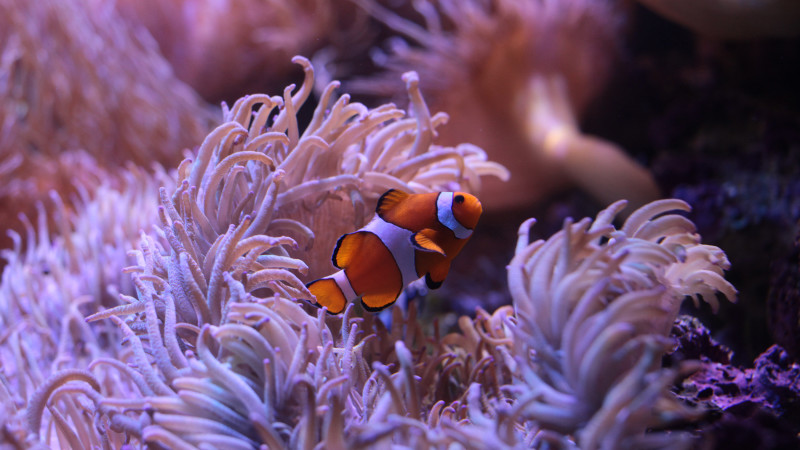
[307,277,348,314]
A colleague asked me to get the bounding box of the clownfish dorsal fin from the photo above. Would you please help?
[332,231,369,269]
[376,189,410,219]
[411,228,446,256]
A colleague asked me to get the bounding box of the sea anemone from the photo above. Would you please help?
[16,57,507,448]
[0,151,108,251]
[336,0,660,211]
[0,0,215,250]
[0,0,214,168]
[5,53,737,448]
[0,166,170,447]
[506,199,736,448]
[163,56,506,283]
[112,0,354,102]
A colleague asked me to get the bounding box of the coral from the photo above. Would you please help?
[682,345,800,414]
[336,0,659,211]
[679,345,800,447]
[668,315,733,365]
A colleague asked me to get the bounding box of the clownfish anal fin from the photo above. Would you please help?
[376,189,410,218]
[361,291,399,312]
[332,231,370,269]
[425,273,443,290]
[411,228,446,256]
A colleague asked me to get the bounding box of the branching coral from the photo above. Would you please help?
[338,0,659,211]
[506,199,736,448]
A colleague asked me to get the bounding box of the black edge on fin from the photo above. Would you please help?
[376,189,396,214]
[376,189,409,218]
[425,273,443,290]
[304,279,324,308]
[306,278,347,315]
[331,234,347,269]
[331,230,374,269]
[361,298,396,313]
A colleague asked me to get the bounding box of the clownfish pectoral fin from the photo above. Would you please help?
[411,228,446,256]
[332,231,370,269]
[361,290,400,312]
[376,189,410,218]
[307,278,348,314]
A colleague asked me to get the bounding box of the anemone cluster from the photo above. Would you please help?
[0,0,215,251]
[0,55,736,448]
[337,0,661,211]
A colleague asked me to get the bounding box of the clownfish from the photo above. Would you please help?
[306,189,482,314]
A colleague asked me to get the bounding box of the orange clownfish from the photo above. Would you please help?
[307,189,482,314]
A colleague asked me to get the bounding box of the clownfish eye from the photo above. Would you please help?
[454,194,465,204]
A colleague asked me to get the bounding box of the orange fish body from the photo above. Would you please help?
[307,189,482,314]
